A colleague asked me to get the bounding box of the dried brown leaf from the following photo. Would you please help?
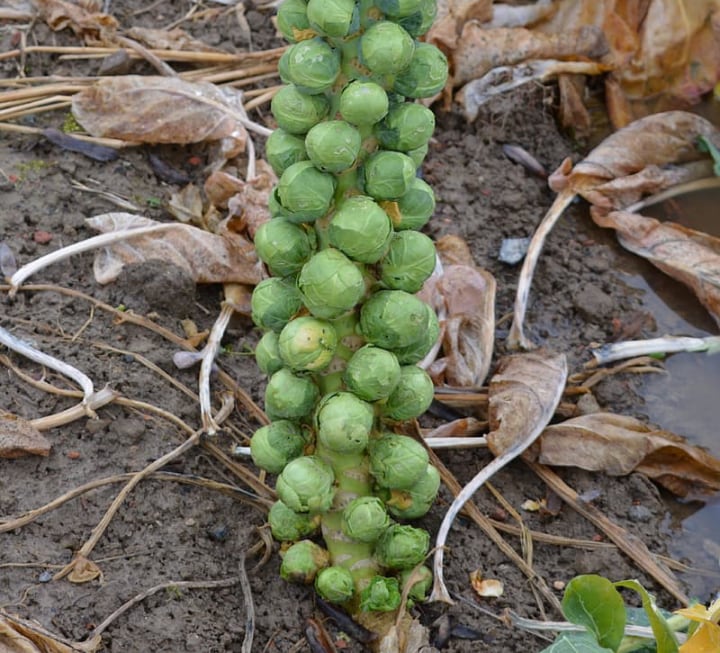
[0,610,100,653]
[535,412,720,499]
[469,570,504,597]
[72,76,249,146]
[126,26,223,52]
[167,184,205,225]
[429,0,493,52]
[226,160,277,238]
[86,213,261,286]
[34,0,117,45]
[0,410,51,458]
[67,556,102,584]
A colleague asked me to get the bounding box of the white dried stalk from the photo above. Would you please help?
[591,335,720,366]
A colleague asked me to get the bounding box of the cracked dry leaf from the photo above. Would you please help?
[534,413,720,499]
[0,410,51,458]
[0,610,100,653]
[34,0,117,45]
[225,160,277,238]
[86,213,261,286]
[72,76,248,146]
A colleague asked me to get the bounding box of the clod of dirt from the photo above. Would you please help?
[573,283,615,321]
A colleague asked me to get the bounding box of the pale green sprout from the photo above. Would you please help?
[339,81,389,126]
[406,143,429,169]
[315,566,355,603]
[270,84,329,135]
[393,42,449,98]
[369,433,429,490]
[384,464,440,519]
[250,420,305,474]
[278,161,336,221]
[276,0,311,43]
[305,120,362,173]
[395,176,435,230]
[341,496,391,543]
[344,345,401,401]
[382,365,434,420]
[281,38,340,94]
[315,391,374,454]
[363,151,416,200]
[268,500,319,541]
[360,289,431,350]
[306,0,355,37]
[360,576,401,612]
[398,566,433,604]
[328,195,393,263]
[255,331,283,376]
[376,102,435,152]
[360,21,414,75]
[397,0,437,36]
[298,248,366,319]
[251,277,302,332]
[254,218,314,277]
[278,316,338,372]
[276,455,335,513]
[379,230,436,293]
[280,539,330,583]
[264,367,319,420]
[265,128,308,176]
[375,524,429,570]
[392,304,439,364]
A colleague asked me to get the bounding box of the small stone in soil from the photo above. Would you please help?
[207,525,229,542]
[573,283,614,321]
[627,504,653,522]
[38,570,53,583]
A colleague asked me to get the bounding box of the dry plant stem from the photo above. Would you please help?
[0,122,130,147]
[239,553,256,653]
[508,190,575,349]
[31,386,118,430]
[200,302,235,435]
[625,176,720,213]
[590,335,720,365]
[115,35,177,77]
[527,461,690,605]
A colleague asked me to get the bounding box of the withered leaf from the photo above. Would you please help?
[0,410,51,458]
[67,556,102,584]
[428,0,493,53]
[86,213,261,286]
[72,76,249,145]
[469,570,504,597]
[34,0,117,46]
[534,413,720,499]
[0,609,100,652]
[126,26,223,52]
[226,160,276,238]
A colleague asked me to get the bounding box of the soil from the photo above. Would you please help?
[1,3,717,653]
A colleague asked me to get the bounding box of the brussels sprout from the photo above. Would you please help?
[268,186,292,220]
[280,539,330,583]
[315,566,355,603]
[375,0,422,17]
[276,0,311,43]
[359,289,430,349]
[250,420,306,474]
[265,128,308,176]
[282,38,340,94]
[360,576,401,612]
[393,42,449,99]
[278,316,338,372]
[376,103,435,152]
[375,524,429,570]
[397,0,437,37]
[395,176,435,230]
[398,565,433,604]
[278,161,336,221]
[271,84,329,134]
[406,143,429,169]
[254,218,314,277]
[391,304,439,364]
[255,330,283,376]
[363,151,416,201]
[269,500,320,541]
[306,0,355,37]
[360,22,414,75]
[342,496,391,543]
[384,464,440,519]
[369,433,428,489]
[251,277,302,332]
[382,365,434,420]
[379,230,436,293]
[265,367,320,420]
[316,392,374,454]
[328,196,393,263]
[305,120,362,173]
[344,345,401,401]
[277,455,335,513]
[298,249,366,319]
[339,81,389,126]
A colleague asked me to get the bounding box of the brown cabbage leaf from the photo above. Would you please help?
[0,410,51,458]
[33,0,117,45]
[0,610,100,652]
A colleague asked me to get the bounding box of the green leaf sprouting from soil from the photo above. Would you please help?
[540,632,615,653]
[615,580,679,653]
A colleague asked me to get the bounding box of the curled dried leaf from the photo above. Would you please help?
[469,570,504,597]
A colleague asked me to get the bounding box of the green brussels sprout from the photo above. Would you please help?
[277,455,335,513]
[375,0,422,17]
[360,576,401,612]
[382,365,434,420]
[376,103,435,152]
[363,151,416,201]
[254,218,314,277]
[406,143,428,169]
[255,330,283,376]
[251,277,302,332]
[278,161,336,221]
[395,176,435,230]
[265,367,320,420]
[369,433,428,489]
[393,42,449,99]
[305,120,362,173]
[391,304,439,364]
[359,289,430,349]
[271,84,329,134]
[278,316,338,372]
[280,539,330,583]
[344,345,401,401]
[306,0,355,37]
[265,128,308,176]
[384,464,440,519]
[298,249,366,319]
[328,196,393,263]
[339,81,389,126]
[282,38,340,94]
[379,230,436,293]
[398,565,433,604]
[315,566,355,603]
[397,0,437,37]
[316,392,374,454]
[268,186,292,220]
[276,0,311,43]
[360,22,414,75]
[341,496,391,543]
[250,420,306,474]
[375,524,429,570]
[268,500,320,541]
